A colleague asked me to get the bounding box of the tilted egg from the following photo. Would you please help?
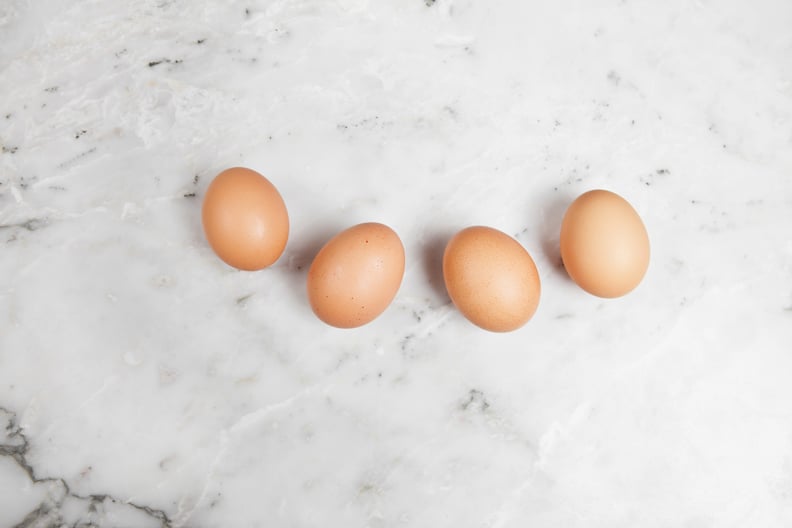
[201,167,289,271]
[443,226,541,332]
[560,189,650,298]
[307,223,405,328]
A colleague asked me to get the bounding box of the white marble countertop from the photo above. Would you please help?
[2,0,791,526]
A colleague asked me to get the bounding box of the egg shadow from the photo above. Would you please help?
[539,192,574,281]
[280,224,342,302]
[422,231,453,302]
[178,168,215,246]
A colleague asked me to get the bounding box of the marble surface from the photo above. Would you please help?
[1,0,792,526]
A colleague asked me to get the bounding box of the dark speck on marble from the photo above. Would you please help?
[20,218,49,231]
[183,192,196,198]
[209,493,222,508]
[461,389,490,413]
[44,86,59,93]
[641,169,669,186]
[196,38,206,45]
[236,294,253,306]
[337,116,387,132]
[148,59,183,68]
[0,218,48,232]
[57,147,96,169]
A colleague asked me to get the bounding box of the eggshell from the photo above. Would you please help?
[307,223,405,328]
[201,167,289,271]
[560,189,650,298]
[443,226,541,332]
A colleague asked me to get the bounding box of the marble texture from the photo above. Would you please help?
[1,0,792,526]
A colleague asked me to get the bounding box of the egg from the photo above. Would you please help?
[307,223,405,328]
[560,189,650,298]
[443,226,541,332]
[202,167,289,271]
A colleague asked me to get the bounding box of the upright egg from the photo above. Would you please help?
[560,189,650,298]
[307,223,405,328]
[202,167,289,271]
[443,226,541,332]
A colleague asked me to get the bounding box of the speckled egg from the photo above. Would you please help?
[443,226,541,332]
[307,223,405,328]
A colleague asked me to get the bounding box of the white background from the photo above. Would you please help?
[1,0,791,526]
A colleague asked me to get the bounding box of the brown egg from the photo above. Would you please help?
[443,226,541,332]
[202,167,289,271]
[560,189,650,298]
[307,223,405,328]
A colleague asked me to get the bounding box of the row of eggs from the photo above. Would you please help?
[202,167,650,331]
